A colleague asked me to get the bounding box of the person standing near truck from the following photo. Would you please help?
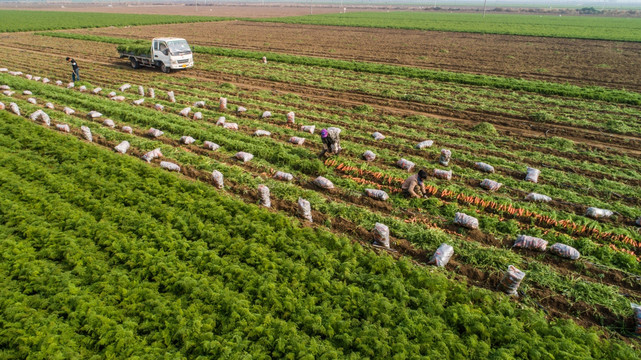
[66,57,79,82]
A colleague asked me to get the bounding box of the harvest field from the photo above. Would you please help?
[2,9,641,358]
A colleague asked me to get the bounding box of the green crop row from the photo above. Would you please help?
[257,11,641,42]
[35,31,641,106]
[4,111,641,358]
[6,75,638,317]
[115,43,150,57]
[0,10,229,32]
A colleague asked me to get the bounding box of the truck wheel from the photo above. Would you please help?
[161,63,171,74]
[130,57,139,69]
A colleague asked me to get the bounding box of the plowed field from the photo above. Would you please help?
[2,12,641,357]
[68,20,641,90]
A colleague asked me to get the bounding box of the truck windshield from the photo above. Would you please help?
[167,40,191,55]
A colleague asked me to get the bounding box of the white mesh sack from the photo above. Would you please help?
[235,152,253,162]
[289,136,305,145]
[372,132,385,141]
[9,103,20,116]
[372,223,390,249]
[81,126,92,142]
[141,148,163,163]
[212,170,224,189]
[258,185,271,208]
[273,171,293,182]
[549,243,581,260]
[416,140,433,149]
[585,207,613,219]
[525,193,551,202]
[439,149,451,166]
[433,169,452,180]
[428,243,454,267]
[475,162,495,173]
[313,176,334,190]
[203,141,220,151]
[524,167,540,183]
[114,141,130,154]
[300,125,315,134]
[513,235,547,251]
[453,212,479,230]
[254,130,271,137]
[365,189,389,201]
[56,124,70,133]
[160,161,181,172]
[180,136,196,145]
[499,265,525,296]
[147,128,164,138]
[87,111,102,118]
[397,158,415,172]
[362,151,376,162]
[297,198,313,222]
[480,179,502,191]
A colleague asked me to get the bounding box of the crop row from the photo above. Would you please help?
[4,69,639,257]
[37,32,641,106]
[5,107,641,358]
[0,10,228,32]
[3,73,640,330]
[256,12,641,42]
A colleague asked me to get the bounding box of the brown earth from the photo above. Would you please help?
[71,20,641,91]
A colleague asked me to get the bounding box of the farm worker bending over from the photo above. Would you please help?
[402,169,428,198]
[66,57,80,82]
[320,127,342,157]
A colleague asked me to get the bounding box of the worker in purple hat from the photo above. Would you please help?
[320,127,342,157]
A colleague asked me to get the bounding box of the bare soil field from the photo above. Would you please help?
[71,20,641,90]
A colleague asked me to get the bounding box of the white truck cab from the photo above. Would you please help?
[152,38,194,72]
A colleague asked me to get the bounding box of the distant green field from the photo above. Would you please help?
[0,10,228,32]
[258,12,641,41]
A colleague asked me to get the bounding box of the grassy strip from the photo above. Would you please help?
[257,12,641,42]
[0,10,229,32]
[35,31,641,106]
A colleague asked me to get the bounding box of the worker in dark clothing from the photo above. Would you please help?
[66,57,79,82]
[402,169,428,198]
[319,127,342,157]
